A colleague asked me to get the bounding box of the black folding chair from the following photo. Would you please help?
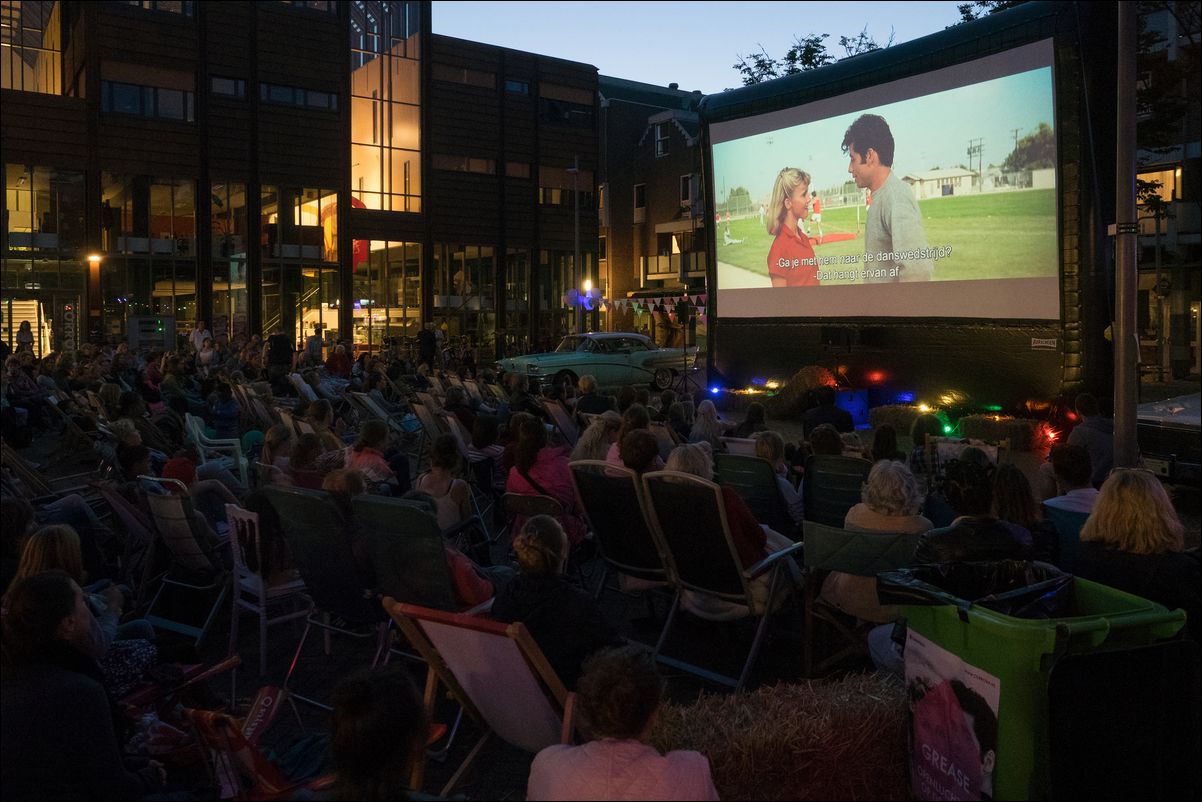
[715,452,800,540]
[802,454,872,527]
[642,470,803,691]
[262,486,388,713]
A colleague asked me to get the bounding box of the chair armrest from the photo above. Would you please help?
[464,597,494,616]
[197,435,243,451]
[745,540,805,580]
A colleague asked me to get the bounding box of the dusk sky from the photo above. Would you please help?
[432,1,968,95]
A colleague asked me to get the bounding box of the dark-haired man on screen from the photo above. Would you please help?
[842,114,933,282]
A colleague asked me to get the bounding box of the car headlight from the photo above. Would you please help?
[526,364,541,374]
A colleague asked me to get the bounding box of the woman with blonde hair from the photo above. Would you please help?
[491,516,620,688]
[765,167,818,287]
[822,460,933,624]
[687,399,730,453]
[1076,469,1199,641]
[570,409,621,462]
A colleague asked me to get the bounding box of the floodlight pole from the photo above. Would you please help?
[1114,2,1139,468]
[570,154,582,335]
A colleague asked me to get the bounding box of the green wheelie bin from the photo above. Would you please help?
[877,562,1188,801]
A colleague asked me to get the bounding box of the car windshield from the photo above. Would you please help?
[554,336,586,353]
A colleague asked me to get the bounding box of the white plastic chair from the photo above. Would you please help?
[225,505,310,690]
[289,373,320,404]
[184,413,249,487]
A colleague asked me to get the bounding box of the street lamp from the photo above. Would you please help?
[567,155,581,334]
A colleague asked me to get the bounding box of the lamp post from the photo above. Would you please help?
[567,154,581,334]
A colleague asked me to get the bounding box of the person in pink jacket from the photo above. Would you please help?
[505,415,587,547]
[527,646,719,801]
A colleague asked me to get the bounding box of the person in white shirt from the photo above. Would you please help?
[527,646,719,801]
[1043,444,1100,514]
[188,319,212,354]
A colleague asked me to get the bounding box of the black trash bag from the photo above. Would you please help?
[877,560,1076,619]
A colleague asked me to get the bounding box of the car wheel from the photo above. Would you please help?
[553,370,577,394]
[651,368,673,391]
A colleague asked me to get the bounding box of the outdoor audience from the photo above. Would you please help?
[2,327,1196,800]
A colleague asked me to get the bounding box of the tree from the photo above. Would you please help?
[1001,122,1056,171]
[954,1,1028,24]
[731,27,891,87]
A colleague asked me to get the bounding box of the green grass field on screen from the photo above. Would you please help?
[717,188,1057,284]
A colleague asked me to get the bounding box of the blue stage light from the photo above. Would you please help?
[710,387,720,395]
[896,392,915,403]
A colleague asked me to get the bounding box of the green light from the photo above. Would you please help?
[943,425,953,434]
[983,404,1003,412]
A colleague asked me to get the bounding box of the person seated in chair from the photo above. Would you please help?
[491,516,621,689]
[664,444,799,618]
[1075,468,1200,642]
[1,572,167,801]
[1042,445,1099,514]
[527,646,719,801]
[912,459,1032,565]
[822,460,931,625]
[754,431,805,527]
[802,386,853,437]
[321,665,428,802]
[574,374,615,415]
[506,416,587,547]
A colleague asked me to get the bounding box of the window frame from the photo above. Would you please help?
[633,183,646,210]
[655,122,670,157]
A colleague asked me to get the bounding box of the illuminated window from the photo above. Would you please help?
[1,0,61,94]
[351,0,422,213]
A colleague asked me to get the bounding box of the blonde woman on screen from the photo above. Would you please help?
[765,167,818,287]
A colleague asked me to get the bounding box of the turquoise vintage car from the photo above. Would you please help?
[496,332,697,391]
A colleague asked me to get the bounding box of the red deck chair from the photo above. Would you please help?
[185,686,333,801]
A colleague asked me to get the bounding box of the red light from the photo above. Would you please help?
[867,371,885,383]
[1066,411,1078,421]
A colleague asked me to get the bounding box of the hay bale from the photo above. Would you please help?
[869,404,922,436]
[652,672,910,801]
[764,366,836,420]
[959,415,1040,451]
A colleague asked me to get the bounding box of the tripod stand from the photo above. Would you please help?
[673,308,700,396]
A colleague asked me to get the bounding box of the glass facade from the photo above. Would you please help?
[353,240,422,349]
[1,0,61,94]
[99,174,197,341]
[433,243,495,359]
[210,182,249,343]
[350,1,422,212]
[260,186,341,346]
[502,248,531,356]
[2,163,85,354]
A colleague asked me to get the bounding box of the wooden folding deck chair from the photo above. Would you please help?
[382,599,577,796]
